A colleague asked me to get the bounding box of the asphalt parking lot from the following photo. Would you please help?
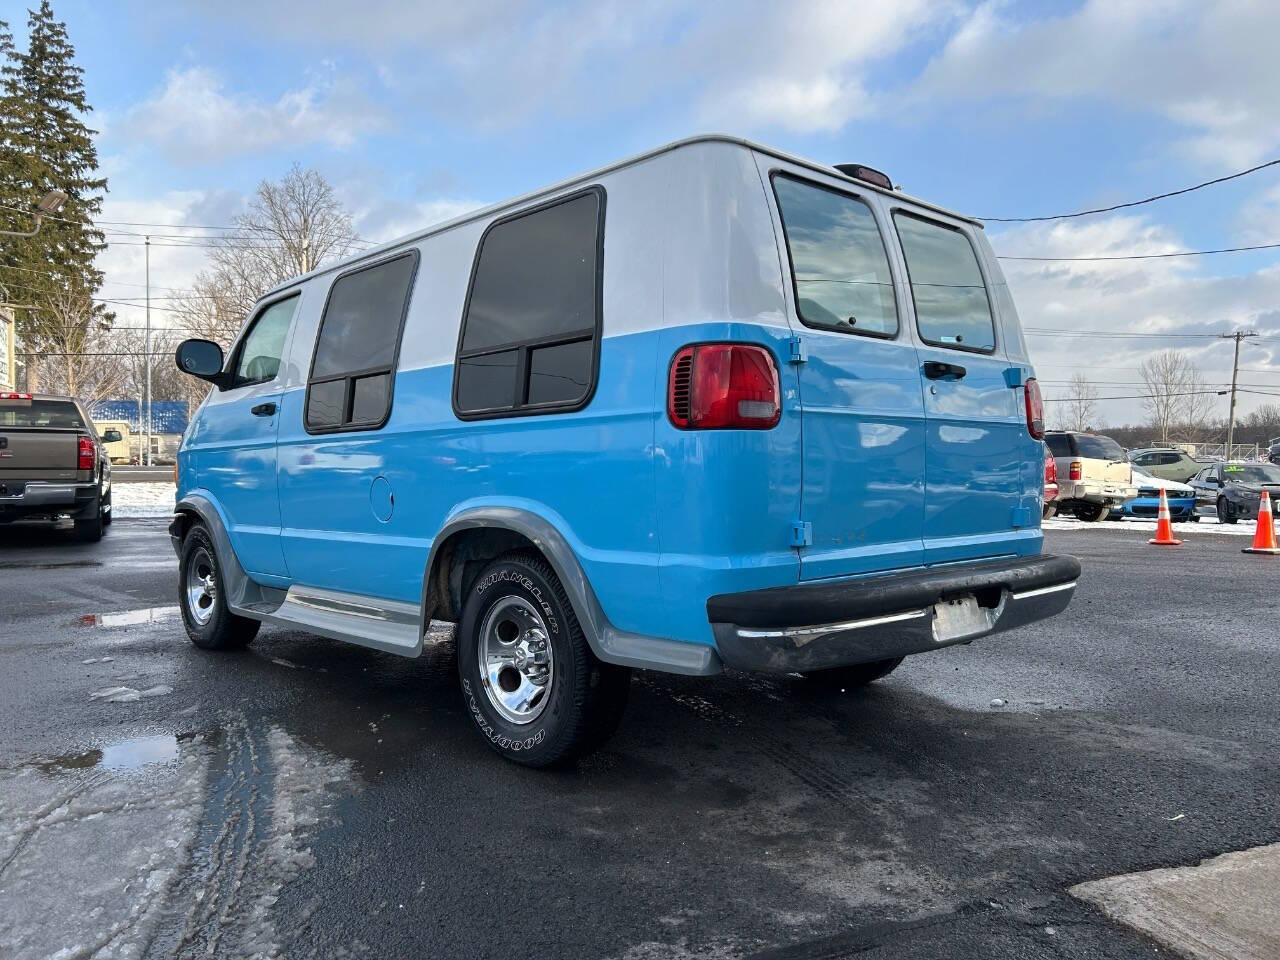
[1,519,1276,959]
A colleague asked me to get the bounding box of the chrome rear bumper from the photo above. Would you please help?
[708,554,1080,673]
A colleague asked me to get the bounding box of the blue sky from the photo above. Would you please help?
[5,0,1280,424]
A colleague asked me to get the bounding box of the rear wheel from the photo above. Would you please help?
[73,499,104,542]
[1076,503,1109,522]
[457,552,630,767]
[1042,502,1057,520]
[1217,497,1237,524]
[179,524,259,650]
[802,657,904,692]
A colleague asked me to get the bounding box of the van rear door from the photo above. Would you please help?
[889,210,1035,565]
[767,170,927,581]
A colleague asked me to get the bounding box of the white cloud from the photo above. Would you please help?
[990,216,1280,423]
[121,65,385,163]
[913,0,1280,168]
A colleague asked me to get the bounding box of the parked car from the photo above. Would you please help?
[1043,449,1059,519]
[0,392,113,540]
[1190,461,1280,524]
[169,135,1080,767]
[1268,440,1280,465]
[1111,470,1198,522]
[1044,430,1137,521]
[1127,446,1201,484]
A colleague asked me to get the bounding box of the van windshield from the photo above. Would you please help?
[0,399,85,429]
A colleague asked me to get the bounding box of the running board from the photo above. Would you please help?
[254,586,424,657]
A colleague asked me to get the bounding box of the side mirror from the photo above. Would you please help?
[175,339,225,386]
[102,429,123,443]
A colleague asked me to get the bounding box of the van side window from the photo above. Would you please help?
[893,213,996,352]
[231,295,298,387]
[772,175,898,338]
[305,252,418,432]
[454,188,603,418]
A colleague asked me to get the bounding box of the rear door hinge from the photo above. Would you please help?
[790,520,813,548]
[787,336,807,364]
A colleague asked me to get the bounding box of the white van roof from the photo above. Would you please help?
[263,134,983,299]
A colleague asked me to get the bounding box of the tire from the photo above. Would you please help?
[1076,503,1109,522]
[178,524,259,650]
[1042,502,1057,520]
[73,499,104,542]
[457,552,631,768]
[101,489,113,526]
[1217,497,1237,524]
[802,657,904,692]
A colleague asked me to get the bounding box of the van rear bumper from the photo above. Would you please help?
[708,554,1080,673]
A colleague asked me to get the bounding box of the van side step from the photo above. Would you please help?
[254,585,424,657]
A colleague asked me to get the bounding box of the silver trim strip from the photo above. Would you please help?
[1010,581,1077,600]
[737,608,929,640]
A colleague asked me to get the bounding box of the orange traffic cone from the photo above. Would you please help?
[1242,490,1280,555]
[1148,487,1182,546]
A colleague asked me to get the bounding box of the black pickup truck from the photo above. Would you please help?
[0,393,114,541]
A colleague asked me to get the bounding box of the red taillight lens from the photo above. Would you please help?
[1024,378,1045,440]
[1044,454,1057,484]
[77,435,94,471]
[668,343,781,430]
[1069,461,1082,481]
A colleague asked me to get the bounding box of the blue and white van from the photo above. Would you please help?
[171,135,1080,767]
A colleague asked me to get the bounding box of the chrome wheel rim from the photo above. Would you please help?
[185,546,217,625]
[477,596,554,725]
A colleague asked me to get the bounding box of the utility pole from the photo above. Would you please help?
[145,235,152,467]
[1222,330,1258,457]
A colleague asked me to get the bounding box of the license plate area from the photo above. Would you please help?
[0,481,24,498]
[931,594,996,643]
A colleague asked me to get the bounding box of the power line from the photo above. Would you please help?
[978,157,1280,222]
[998,241,1280,262]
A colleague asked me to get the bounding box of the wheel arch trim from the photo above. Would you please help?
[421,505,722,676]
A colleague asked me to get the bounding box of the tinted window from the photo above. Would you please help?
[1045,434,1071,457]
[0,399,84,429]
[1133,453,1155,465]
[1157,452,1181,465]
[306,253,417,432]
[772,176,897,337]
[894,213,996,351]
[455,189,602,417]
[1076,435,1125,460]
[233,296,297,386]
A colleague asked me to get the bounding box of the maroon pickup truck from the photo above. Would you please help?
[0,393,114,541]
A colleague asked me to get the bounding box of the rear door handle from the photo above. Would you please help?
[251,402,276,417]
[923,361,967,381]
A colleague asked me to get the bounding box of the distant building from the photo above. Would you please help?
[0,306,13,392]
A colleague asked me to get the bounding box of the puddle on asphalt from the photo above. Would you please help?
[76,605,180,628]
[38,734,179,774]
[0,559,103,570]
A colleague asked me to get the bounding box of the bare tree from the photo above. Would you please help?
[1140,350,1196,444]
[1179,365,1219,441]
[25,286,123,407]
[1058,373,1099,432]
[175,164,358,336]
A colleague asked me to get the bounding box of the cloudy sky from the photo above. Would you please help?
[5,0,1280,423]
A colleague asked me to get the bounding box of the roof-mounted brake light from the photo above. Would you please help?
[834,163,893,190]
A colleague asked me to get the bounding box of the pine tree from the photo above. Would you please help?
[0,0,108,354]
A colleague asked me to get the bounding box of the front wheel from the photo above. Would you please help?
[1217,497,1237,524]
[179,524,259,650]
[802,657,904,692]
[457,552,630,767]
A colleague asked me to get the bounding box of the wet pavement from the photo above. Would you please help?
[0,518,1277,958]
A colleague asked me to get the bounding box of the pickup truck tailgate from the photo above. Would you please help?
[0,430,82,480]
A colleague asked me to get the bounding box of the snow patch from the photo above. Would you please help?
[112,482,176,518]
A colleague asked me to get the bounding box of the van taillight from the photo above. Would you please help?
[668,343,781,430]
[1069,461,1082,481]
[77,435,94,471]
[1024,378,1045,440]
